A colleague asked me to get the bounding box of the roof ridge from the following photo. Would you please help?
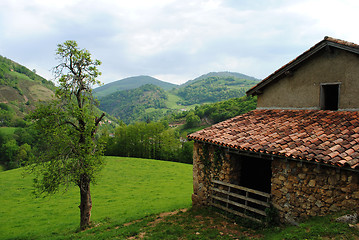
[324,36,359,48]
[247,36,359,96]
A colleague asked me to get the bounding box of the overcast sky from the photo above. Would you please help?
[1,0,359,85]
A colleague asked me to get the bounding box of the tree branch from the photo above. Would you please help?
[95,113,105,127]
[61,121,80,131]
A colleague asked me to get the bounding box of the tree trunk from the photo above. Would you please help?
[79,175,92,230]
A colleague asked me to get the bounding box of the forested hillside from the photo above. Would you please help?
[0,56,57,170]
[165,95,257,129]
[94,75,178,98]
[182,71,260,86]
[173,76,258,105]
[99,84,168,124]
[96,72,259,124]
[0,55,55,122]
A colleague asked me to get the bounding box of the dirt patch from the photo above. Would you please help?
[147,208,188,227]
[124,208,262,239]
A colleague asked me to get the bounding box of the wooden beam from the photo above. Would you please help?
[211,202,263,223]
[212,187,270,208]
[211,195,267,217]
[212,179,271,198]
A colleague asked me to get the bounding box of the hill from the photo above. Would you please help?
[93,75,178,98]
[99,84,168,124]
[96,72,260,124]
[0,55,55,124]
[173,75,258,105]
[181,71,260,87]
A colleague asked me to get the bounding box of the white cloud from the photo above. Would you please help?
[1,0,359,84]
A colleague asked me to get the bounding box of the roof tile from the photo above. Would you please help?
[188,109,359,169]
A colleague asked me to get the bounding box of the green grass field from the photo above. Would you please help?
[0,157,193,240]
[0,127,17,135]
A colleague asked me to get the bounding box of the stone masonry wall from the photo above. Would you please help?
[271,159,359,222]
[192,141,237,207]
[193,141,359,222]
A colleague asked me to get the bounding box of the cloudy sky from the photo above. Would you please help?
[1,0,359,85]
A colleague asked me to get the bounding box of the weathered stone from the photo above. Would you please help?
[298,173,306,179]
[315,200,324,208]
[308,195,316,202]
[328,176,337,185]
[336,213,358,224]
[329,204,340,212]
[352,191,359,199]
[308,180,316,187]
[348,176,353,183]
[272,178,282,185]
[278,175,286,181]
[341,187,351,193]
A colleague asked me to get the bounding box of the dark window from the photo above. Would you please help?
[320,84,339,110]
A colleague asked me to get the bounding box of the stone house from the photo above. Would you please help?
[188,37,359,223]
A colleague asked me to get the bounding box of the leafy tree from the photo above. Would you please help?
[25,40,105,229]
[0,138,18,165]
[185,112,201,128]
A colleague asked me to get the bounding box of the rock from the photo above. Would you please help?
[315,200,324,208]
[349,223,359,229]
[298,173,306,179]
[308,180,316,187]
[285,214,299,226]
[353,191,359,199]
[329,204,339,212]
[335,213,358,224]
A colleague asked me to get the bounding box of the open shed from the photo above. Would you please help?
[188,37,359,223]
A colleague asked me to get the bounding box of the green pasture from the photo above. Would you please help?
[0,127,17,135]
[0,156,193,240]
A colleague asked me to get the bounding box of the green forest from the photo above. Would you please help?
[96,74,258,124]
[99,84,168,124]
[174,76,257,105]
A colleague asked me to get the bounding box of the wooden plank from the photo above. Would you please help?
[212,187,270,208]
[212,195,267,217]
[211,202,262,223]
[212,179,271,198]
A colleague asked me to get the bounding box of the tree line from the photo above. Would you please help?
[165,96,257,129]
[105,121,193,164]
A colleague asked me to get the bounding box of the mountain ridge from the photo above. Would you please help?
[94,75,178,98]
[181,71,260,87]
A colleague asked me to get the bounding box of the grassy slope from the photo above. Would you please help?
[0,127,17,135]
[0,157,192,240]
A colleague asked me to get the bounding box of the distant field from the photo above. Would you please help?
[166,92,182,109]
[0,127,17,135]
[0,157,193,240]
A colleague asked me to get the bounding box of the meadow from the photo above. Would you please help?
[0,157,193,240]
[0,127,17,135]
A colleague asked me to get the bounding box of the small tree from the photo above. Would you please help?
[26,40,105,229]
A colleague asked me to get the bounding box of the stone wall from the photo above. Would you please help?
[271,159,359,222]
[193,141,359,223]
[192,142,236,206]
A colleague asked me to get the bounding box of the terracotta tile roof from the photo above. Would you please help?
[188,109,359,170]
[247,36,359,96]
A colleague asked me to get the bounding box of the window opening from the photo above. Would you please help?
[320,84,339,110]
